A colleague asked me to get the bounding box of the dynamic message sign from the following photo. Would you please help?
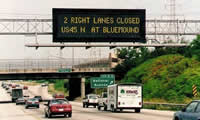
[53,8,146,43]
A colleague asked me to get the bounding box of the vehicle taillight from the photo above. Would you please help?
[88,100,89,102]
[27,102,32,104]
[139,102,142,105]
[50,106,57,111]
[118,102,120,105]
[64,105,71,108]
[35,102,39,104]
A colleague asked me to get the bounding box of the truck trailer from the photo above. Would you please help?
[107,84,142,113]
[11,88,23,102]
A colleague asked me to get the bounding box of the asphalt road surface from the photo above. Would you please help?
[0,82,174,120]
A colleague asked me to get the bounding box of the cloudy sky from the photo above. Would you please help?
[0,0,199,59]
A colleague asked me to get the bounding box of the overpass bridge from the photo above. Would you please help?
[0,57,121,99]
[0,58,112,74]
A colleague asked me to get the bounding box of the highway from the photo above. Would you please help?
[0,82,174,120]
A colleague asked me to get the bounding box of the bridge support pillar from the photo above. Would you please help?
[81,77,86,99]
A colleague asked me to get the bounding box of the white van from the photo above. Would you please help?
[107,84,142,113]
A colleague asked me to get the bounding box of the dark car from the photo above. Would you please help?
[16,97,25,105]
[44,99,72,118]
[34,96,43,102]
[173,100,200,120]
[25,98,40,109]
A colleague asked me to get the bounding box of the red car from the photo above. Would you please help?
[44,99,72,118]
[23,86,28,90]
[12,85,16,89]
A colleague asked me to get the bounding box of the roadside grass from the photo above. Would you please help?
[15,81,39,86]
[48,80,69,97]
[143,104,184,111]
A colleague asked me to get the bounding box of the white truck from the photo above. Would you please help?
[107,84,142,113]
[82,94,99,108]
[97,92,108,111]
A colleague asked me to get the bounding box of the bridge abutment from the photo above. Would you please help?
[81,77,86,99]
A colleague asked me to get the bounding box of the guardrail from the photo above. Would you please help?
[0,101,187,108]
[143,102,186,110]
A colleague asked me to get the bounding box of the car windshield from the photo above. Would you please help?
[35,96,41,98]
[103,93,107,98]
[89,96,98,99]
[51,99,69,105]
[18,98,24,100]
[29,98,39,102]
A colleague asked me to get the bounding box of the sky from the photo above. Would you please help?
[0,0,199,59]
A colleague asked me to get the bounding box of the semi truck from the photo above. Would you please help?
[11,88,23,102]
[107,84,142,113]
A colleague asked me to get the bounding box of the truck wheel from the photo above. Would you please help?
[45,113,48,118]
[111,106,116,112]
[135,108,141,113]
[97,106,101,110]
[83,103,85,108]
[104,106,107,111]
[48,113,52,118]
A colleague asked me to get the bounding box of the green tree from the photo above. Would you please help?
[114,47,150,73]
[189,35,200,60]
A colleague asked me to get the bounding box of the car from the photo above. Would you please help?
[12,85,16,89]
[34,96,43,102]
[16,97,25,105]
[25,98,40,109]
[82,94,99,108]
[5,87,10,91]
[41,83,48,87]
[173,100,200,120]
[44,99,72,118]
[23,86,28,90]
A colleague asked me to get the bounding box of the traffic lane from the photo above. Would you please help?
[0,104,44,120]
[71,101,173,120]
[28,85,52,99]
[0,84,42,120]
[0,84,12,101]
[26,84,174,120]
[28,84,173,120]
[15,104,72,120]
[15,102,123,120]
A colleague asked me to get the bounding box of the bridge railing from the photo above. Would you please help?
[0,58,112,73]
